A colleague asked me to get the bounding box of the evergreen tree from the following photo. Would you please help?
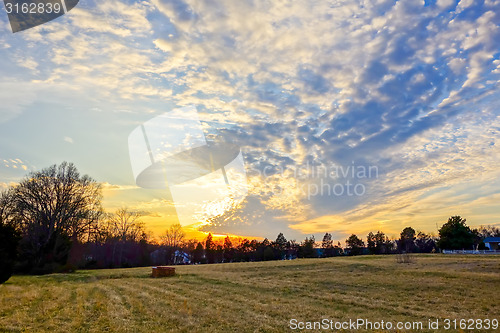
[437,216,474,250]
[299,236,317,258]
[399,227,416,253]
[205,233,215,263]
[346,234,364,256]
[223,236,234,262]
[321,233,334,257]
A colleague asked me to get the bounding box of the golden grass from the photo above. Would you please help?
[0,254,499,332]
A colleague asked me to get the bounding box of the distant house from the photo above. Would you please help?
[315,248,324,257]
[174,250,191,264]
[483,237,500,250]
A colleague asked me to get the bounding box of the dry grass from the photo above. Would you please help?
[0,254,499,332]
[396,252,415,264]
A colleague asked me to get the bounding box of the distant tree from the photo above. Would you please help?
[333,244,343,256]
[193,242,204,264]
[367,231,392,254]
[215,244,224,263]
[346,234,364,256]
[263,246,275,261]
[286,240,299,259]
[274,233,288,259]
[275,233,287,249]
[299,236,316,258]
[437,216,474,250]
[471,228,482,249]
[399,227,416,253]
[415,231,436,253]
[234,239,253,262]
[249,239,260,260]
[183,239,197,263]
[254,238,272,261]
[163,223,185,248]
[0,189,17,226]
[321,233,334,257]
[375,231,393,254]
[110,209,145,242]
[205,233,215,263]
[367,232,376,254]
[205,233,213,250]
[107,208,146,266]
[476,225,500,239]
[223,236,234,262]
[162,223,185,264]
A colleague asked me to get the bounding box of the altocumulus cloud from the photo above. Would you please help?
[0,0,499,238]
[148,0,500,236]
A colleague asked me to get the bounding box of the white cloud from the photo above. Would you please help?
[437,0,456,9]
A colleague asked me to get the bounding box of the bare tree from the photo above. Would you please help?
[477,225,500,239]
[107,208,146,265]
[0,189,17,227]
[8,162,102,271]
[162,223,185,264]
[109,208,145,242]
[162,223,185,248]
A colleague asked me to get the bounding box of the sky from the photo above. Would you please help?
[0,0,500,243]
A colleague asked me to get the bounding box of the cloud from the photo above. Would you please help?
[101,182,140,191]
[147,0,500,235]
[0,158,34,185]
[1,0,500,237]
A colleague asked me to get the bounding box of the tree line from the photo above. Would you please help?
[344,216,499,255]
[1,162,499,284]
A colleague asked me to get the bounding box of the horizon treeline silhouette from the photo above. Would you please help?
[1,162,499,283]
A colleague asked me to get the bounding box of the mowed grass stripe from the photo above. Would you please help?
[1,255,499,332]
[113,276,290,331]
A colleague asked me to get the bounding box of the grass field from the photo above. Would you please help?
[0,254,499,332]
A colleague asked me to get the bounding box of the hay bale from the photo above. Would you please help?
[152,266,176,278]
